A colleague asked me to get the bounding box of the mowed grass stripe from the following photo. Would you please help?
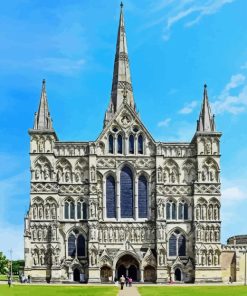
[138,286,247,296]
[0,285,118,296]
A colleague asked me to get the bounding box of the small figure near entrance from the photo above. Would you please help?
[229,276,232,284]
[120,275,125,290]
[125,276,129,287]
[129,277,132,287]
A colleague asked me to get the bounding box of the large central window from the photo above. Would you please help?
[120,166,133,218]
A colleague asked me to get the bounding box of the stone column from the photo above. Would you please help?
[140,269,144,283]
[134,177,138,219]
[116,180,120,220]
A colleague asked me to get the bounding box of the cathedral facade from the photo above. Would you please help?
[24,4,222,283]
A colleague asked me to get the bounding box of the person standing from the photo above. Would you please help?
[7,276,11,288]
[125,276,129,287]
[129,277,132,287]
[120,275,125,290]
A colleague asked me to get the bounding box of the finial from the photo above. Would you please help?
[42,79,46,86]
[120,2,123,9]
[204,83,207,89]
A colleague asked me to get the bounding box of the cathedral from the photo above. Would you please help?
[24,4,222,283]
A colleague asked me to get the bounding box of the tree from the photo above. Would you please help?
[12,260,25,275]
[0,252,8,274]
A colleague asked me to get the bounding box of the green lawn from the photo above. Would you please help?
[0,274,19,281]
[138,286,247,296]
[0,285,118,296]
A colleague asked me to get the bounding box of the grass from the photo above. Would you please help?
[0,285,118,296]
[138,286,247,296]
[0,274,19,281]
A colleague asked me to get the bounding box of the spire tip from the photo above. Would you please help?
[120,2,123,8]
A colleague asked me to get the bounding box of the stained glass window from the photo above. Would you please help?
[120,166,133,218]
[138,134,143,154]
[118,134,123,154]
[106,175,116,218]
[138,175,147,218]
[109,134,114,154]
[68,233,76,257]
[77,234,85,257]
[129,135,134,154]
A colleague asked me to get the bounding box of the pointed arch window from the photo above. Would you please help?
[68,233,76,257]
[108,134,114,154]
[120,166,133,218]
[129,135,134,154]
[118,134,123,154]
[166,200,177,220]
[77,234,86,257]
[169,231,186,257]
[166,203,171,220]
[106,175,116,218]
[138,134,143,154]
[172,202,177,219]
[64,200,75,219]
[77,200,88,220]
[138,175,148,218]
[178,201,189,220]
[169,234,177,256]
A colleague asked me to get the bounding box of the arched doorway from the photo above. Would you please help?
[100,266,112,282]
[144,266,156,282]
[116,254,140,281]
[175,268,181,281]
[117,264,126,279]
[128,265,137,281]
[73,268,80,282]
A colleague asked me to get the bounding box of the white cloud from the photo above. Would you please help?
[212,73,247,115]
[179,100,198,114]
[146,0,236,41]
[157,118,171,127]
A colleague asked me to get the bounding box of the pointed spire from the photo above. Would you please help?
[34,79,53,130]
[197,84,216,132]
[104,3,135,126]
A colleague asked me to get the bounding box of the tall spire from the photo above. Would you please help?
[104,2,135,126]
[33,79,53,130]
[197,84,216,132]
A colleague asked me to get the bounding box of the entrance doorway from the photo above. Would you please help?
[144,266,156,282]
[100,266,112,282]
[73,268,80,282]
[175,268,181,281]
[128,265,137,281]
[116,254,140,281]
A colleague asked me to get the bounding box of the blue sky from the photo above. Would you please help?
[0,0,247,259]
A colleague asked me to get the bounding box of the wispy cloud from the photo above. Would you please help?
[179,100,198,114]
[212,73,247,114]
[146,0,236,40]
[157,118,171,127]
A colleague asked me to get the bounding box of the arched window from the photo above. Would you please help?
[65,202,69,219]
[120,166,133,218]
[64,200,75,219]
[169,231,186,257]
[118,134,123,154]
[77,234,85,257]
[68,233,76,257]
[138,134,143,154]
[70,202,75,219]
[172,202,176,219]
[184,203,188,220]
[77,200,87,220]
[169,234,177,256]
[83,203,87,219]
[178,235,186,256]
[178,202,189,220]
[106,175,116,218]
[166,203,171,219]
[108,134,114,154]
[138,175,148,218]
[129,135,134,154]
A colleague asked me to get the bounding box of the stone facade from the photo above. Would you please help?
[24,4,222,283]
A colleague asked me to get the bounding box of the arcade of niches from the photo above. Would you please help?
[24,4,224,283]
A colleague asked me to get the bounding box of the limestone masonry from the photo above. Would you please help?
[24,4,226,283]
